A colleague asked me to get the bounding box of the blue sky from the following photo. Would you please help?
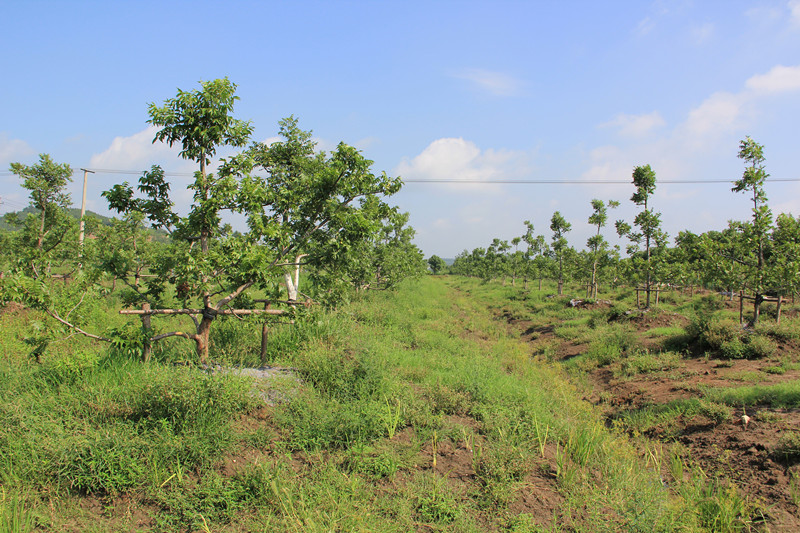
[2,0,799,258]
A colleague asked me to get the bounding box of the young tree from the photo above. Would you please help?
[521,220,549,291]
[617,164,666,307]
[493,239,511,285]
[671,230,705,295]
[8,154,76,275]
[550,211,572,295]
[428,255,447,275]
[106,80,402,362]
[314,202,423,293]
[94,210,162,297]
[701,227,748,298]
[772,213,800,302]
[369,210,426,288]
[509,236,522,286]
[586,199,619,298]
[732,137,774,324]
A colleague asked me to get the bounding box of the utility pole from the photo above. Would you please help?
[78,168,95,248]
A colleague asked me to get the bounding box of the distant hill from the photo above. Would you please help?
[0,207,169,242]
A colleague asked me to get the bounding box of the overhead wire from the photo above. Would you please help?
[1,168,798,185]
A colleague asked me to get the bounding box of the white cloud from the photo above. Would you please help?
[395,137,529,192]
[581,145,628,182]
[745,64,800,94]
[433,218,453,230]
[773,183,800,216]
[354,136,380,151]
[257,135,283,146]
[635,16,655,36]
[452,68,522,97]
[601,111,666,138]
[89,127,206,214]
[691,22,714,44]
[671,64,800,146]
[89,126,183,170]
[682,91,745,140]
[790,0,800,26]
[0,133,34,165]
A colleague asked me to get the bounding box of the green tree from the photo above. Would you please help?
[106,81,402,362]
[701,227,747,298]
[8,154,76,275]
[428,255,447,275]
[772,213,800,302]
[550,211,572,295]
[94,210,163,299]
[732,136,773,325]
[586,199,619,298]
[670,230,705,296]
[617,165,667,307]
[314,202,423,293]
[521,220,548,290]
[509,236,522,286]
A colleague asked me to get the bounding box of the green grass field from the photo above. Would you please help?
[1,276,793,531]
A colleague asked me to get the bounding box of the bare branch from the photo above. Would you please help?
[46,310,113,342]
[150,331,194,342]
[65,290,88,321]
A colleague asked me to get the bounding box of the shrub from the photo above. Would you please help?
[719,339,748,359]
[747,335,776,358]
[703,318,741,350]
[774,432,800,464]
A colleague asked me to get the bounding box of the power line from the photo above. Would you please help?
[0,168,194,178]
[1,168,798,184]
[401,178,800,184]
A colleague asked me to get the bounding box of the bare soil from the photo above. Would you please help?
[501,298,800,532]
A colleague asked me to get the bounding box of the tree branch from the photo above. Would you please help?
[150,331,195,342]
[46,310,113,342]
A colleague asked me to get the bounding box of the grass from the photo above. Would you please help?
[773,432,800,463]
[616,350,683,377]
[3,276,790,531]
[561,323,639,371]
[615,398,734,438]
[703,380,800,408]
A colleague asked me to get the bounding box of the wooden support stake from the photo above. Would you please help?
[739,291,744,325]
[260,301,270,367]
[120,308,286,316]
[777,295,783,325]
[142,302,152,362]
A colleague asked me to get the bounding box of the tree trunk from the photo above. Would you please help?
[752,293,762,326]
[196,314,213,363]
[37,206,46,250]
[284,271,298,301]
[284,253,308,301]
